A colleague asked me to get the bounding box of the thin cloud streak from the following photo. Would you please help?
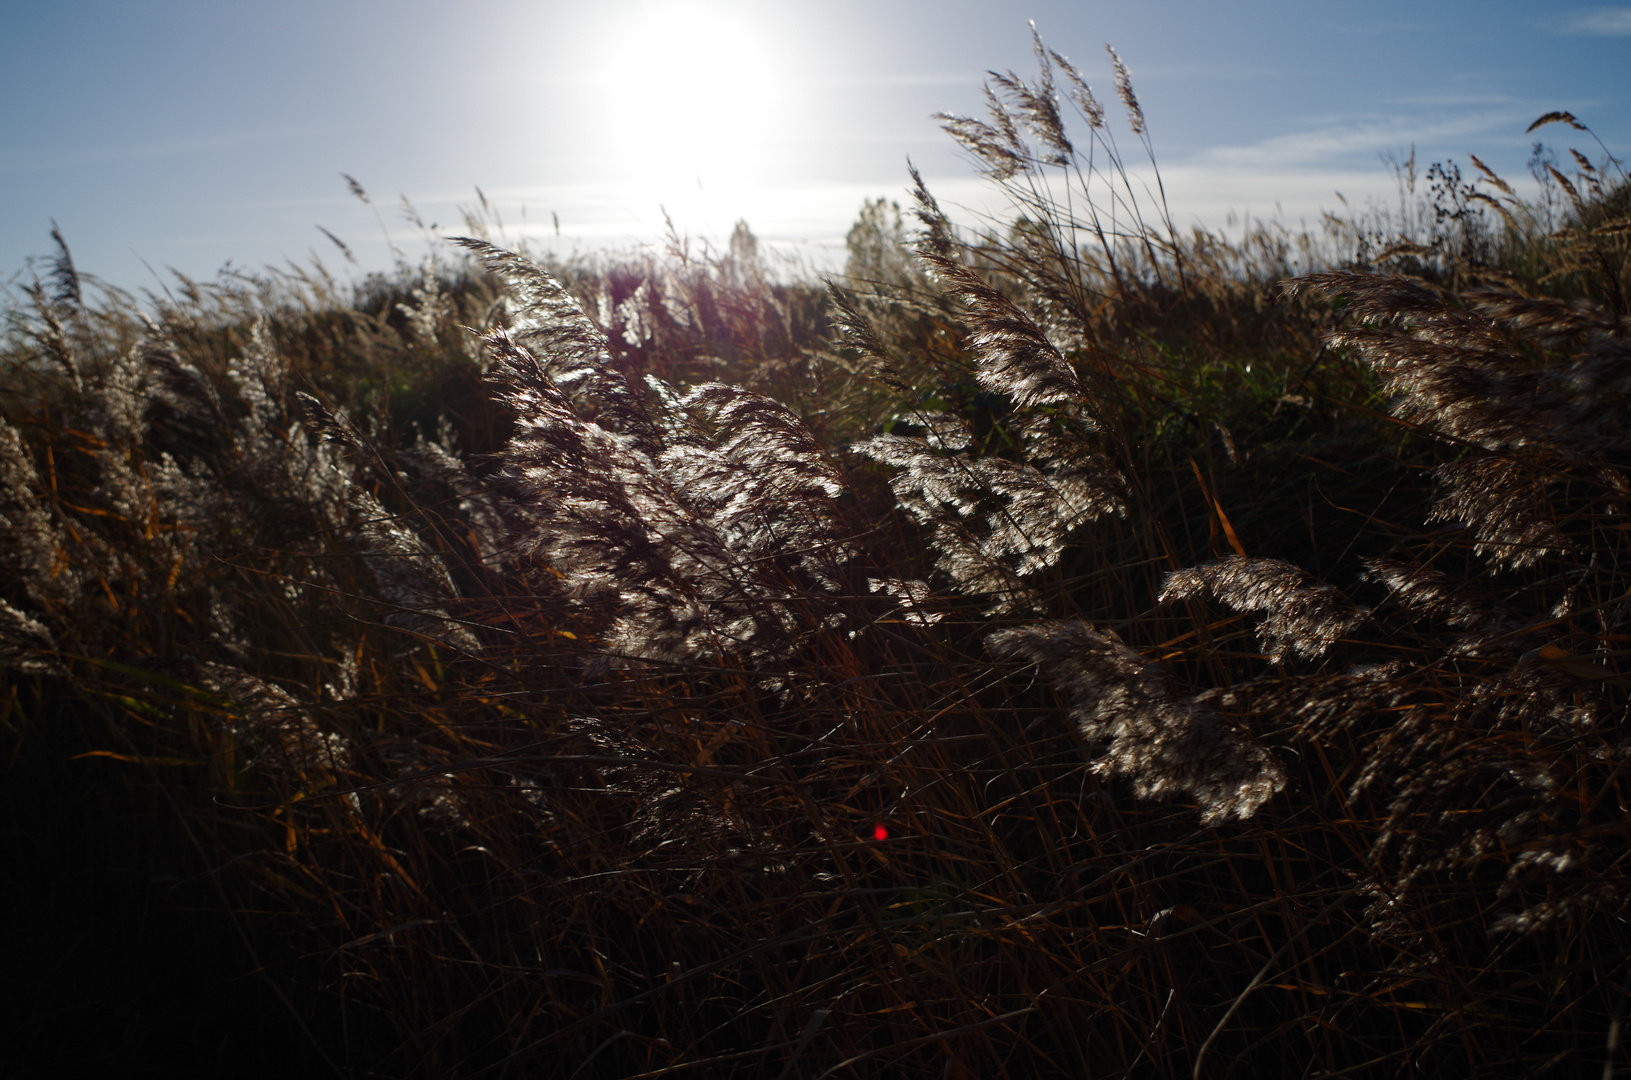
[0,126,317,176]
[1191,109,1524,170]
[811,73,973,88]
[1382,94,1515,107]
[1556,7,1631,34]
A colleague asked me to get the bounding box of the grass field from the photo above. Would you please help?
[4,33,1631,1078]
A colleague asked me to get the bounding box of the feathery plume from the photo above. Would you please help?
[316,225,356,262]
[1361,558,1512,630]
[989,621,1286,821]
[1468,154,1515,197]
[0,420,76,605]
[146,339,225,424]
[476,272,856,668]
[825,282,910,391]
[868,577,943,626]
[1105,45,1144,135]
[907,162,956,260]
[1466,190,1521,231]
[1545,163,1587,214]
[960,25,1072,165]
[914,252,1090,411]
[1047,47,1104,128]
[195,662,350,774]
[1429,457,1564,570]
[856,412,1121,613]
[46,221,82,310]
[615,279,655,347]
[1161,556,1365,661]
[1287,272,1631,454]
[452,238,657,450]
[397,256,452,343]
[23,282,84,390]
[935,108,1027,180]
[666,381,852,586]
[1465,290,1621,341]
[0,599,65,676]
[349,489,481,654]
[1526,111,1588,133]
[397,433,510,571]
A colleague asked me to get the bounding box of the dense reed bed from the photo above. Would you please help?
[5,31,1631,1078]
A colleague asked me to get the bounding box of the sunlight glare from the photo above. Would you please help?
[598,2,784,208]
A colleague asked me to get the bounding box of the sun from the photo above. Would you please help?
[596,2,785,206]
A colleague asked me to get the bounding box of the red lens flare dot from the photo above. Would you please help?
[873,823,889,841]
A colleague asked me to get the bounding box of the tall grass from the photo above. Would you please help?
[4,29,1631,1078]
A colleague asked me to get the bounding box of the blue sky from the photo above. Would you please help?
[3,0,1627,289]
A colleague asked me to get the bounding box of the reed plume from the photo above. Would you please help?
[988,620,1286,821]
[1161,556,1366,662]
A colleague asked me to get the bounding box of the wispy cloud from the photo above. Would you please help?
[1382,93,1514,107]
[0,126,314,176]
[1323,20,1433,37]
[1556,7,1631,34]
[1191,109,1520,171]
[825,73,972,88]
